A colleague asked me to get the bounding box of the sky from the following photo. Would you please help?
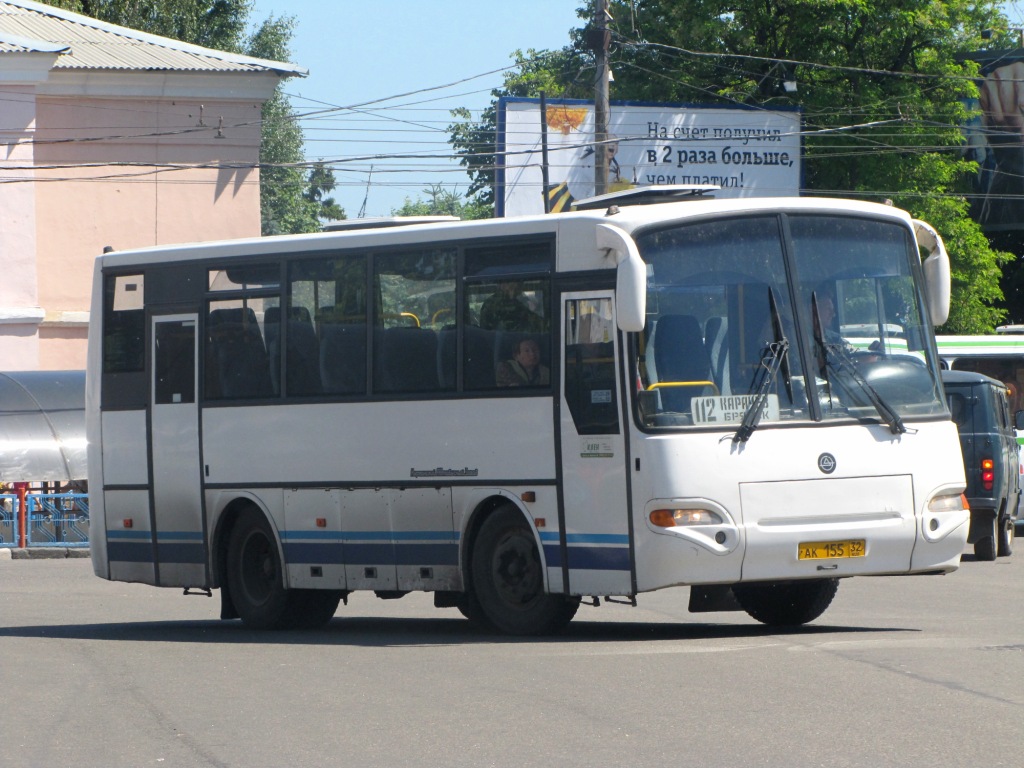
[247,1,586,218]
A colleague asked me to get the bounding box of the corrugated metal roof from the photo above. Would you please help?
[0,0,305,76]
[0,28,66,53]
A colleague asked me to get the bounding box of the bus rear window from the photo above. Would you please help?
[103,273,145,373]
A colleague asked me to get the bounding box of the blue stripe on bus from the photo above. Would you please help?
[107,540,153,562]
[282,541,459,566]
[109,529,627,571]
[155,542,206,564]
[108,529,204,567]
[543,542,632,571]
[107,530,152,540]
[108,530,204,541]
[564,533,629,545]
[567,545,631,571]
[281,530,459,542]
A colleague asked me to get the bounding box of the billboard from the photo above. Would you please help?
[496,98,802,217]
[960,50,1024,233]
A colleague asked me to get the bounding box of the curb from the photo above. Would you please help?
[4,547,90,560]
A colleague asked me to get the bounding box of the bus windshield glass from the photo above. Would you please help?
[634,213,946,430]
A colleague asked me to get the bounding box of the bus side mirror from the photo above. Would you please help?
[596,223,646,332]
[913,219,950,327]
[1015,410,1024,431]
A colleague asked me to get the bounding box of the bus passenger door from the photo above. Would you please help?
[558,294,634,596]
[150,314,207,588]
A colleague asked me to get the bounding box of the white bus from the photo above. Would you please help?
[936,334,1024,414]
[86,189,970,634]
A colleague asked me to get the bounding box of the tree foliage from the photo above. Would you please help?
[391,184,490,220]
[449,0,1015,332]
[41,1,251,51]
[39,0,344,235]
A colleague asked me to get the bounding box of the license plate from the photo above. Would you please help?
[798,539,866,560]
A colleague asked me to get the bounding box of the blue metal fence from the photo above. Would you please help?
[0,494,18,547]
[25,493,90,548]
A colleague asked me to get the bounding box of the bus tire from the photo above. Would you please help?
[470,505,579,635]
[732,578,839,626]
[227,507,340,629]
[974,514,999,562]
[454,592,490,629]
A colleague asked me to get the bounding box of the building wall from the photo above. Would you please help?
[30,94,265,369]
[0,84,42,367]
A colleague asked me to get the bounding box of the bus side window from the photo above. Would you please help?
[103,273,145,373]
[205,305,275,400]
[290,256,368,397]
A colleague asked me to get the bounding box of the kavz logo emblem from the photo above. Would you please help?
[817,453,837,474]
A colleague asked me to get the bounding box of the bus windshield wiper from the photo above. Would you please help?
[734,289,789,443]
[823,342,907,435]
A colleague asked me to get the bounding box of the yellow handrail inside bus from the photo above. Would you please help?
[647,380,720,394]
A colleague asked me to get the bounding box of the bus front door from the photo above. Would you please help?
[149,314,208,588]
[558,294,635,596]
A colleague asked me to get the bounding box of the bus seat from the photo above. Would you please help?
[319,323,367,395]
[206,307,274,399]
[437,328,457,388]
[653,314,711,412]
[375,327,439,393]
[465,326,497,389]
[438,326,498,390]
[704,316,731,395]
[265,306,321,396]
[269,321,323,397]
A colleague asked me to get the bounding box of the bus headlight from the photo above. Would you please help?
[927,492,968,515]
[650,508,724,527]
[923,492,969,542]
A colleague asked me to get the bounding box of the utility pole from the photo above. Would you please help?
[592,0,610,197]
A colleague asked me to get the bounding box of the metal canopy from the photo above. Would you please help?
[0,371,85,483]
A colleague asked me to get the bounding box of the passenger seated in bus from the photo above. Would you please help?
[496,338,549,387]
[480,281,543,331]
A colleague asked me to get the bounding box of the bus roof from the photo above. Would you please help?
[95,195,917,270]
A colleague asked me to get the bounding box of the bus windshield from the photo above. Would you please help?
[634,213,946,430]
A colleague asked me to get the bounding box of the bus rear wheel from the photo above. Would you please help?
[470,505,579,635]
[227,507,340,629]
[732,578,839,626]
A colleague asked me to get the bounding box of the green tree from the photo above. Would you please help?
[391,184,490,220]
[42,1,251,51]
[305,161,345,223]
[448,47,590,214]
[449,1,1013,332]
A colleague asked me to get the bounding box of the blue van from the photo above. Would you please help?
[942,370,1019,560]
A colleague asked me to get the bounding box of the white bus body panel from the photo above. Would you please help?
[200,399,555,485]
[630,420,967,594]
[97,410,153,583]
[202,398,557,593]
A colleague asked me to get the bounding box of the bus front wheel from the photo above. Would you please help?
[732,578,839,626]
[227,507,341,629]
[470,505,579,635]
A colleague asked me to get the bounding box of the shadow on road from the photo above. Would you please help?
[0,615,919,647]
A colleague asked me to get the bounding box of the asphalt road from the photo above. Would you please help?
[0,552,1020,768]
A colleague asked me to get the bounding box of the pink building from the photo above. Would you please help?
[0,0,304,369]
